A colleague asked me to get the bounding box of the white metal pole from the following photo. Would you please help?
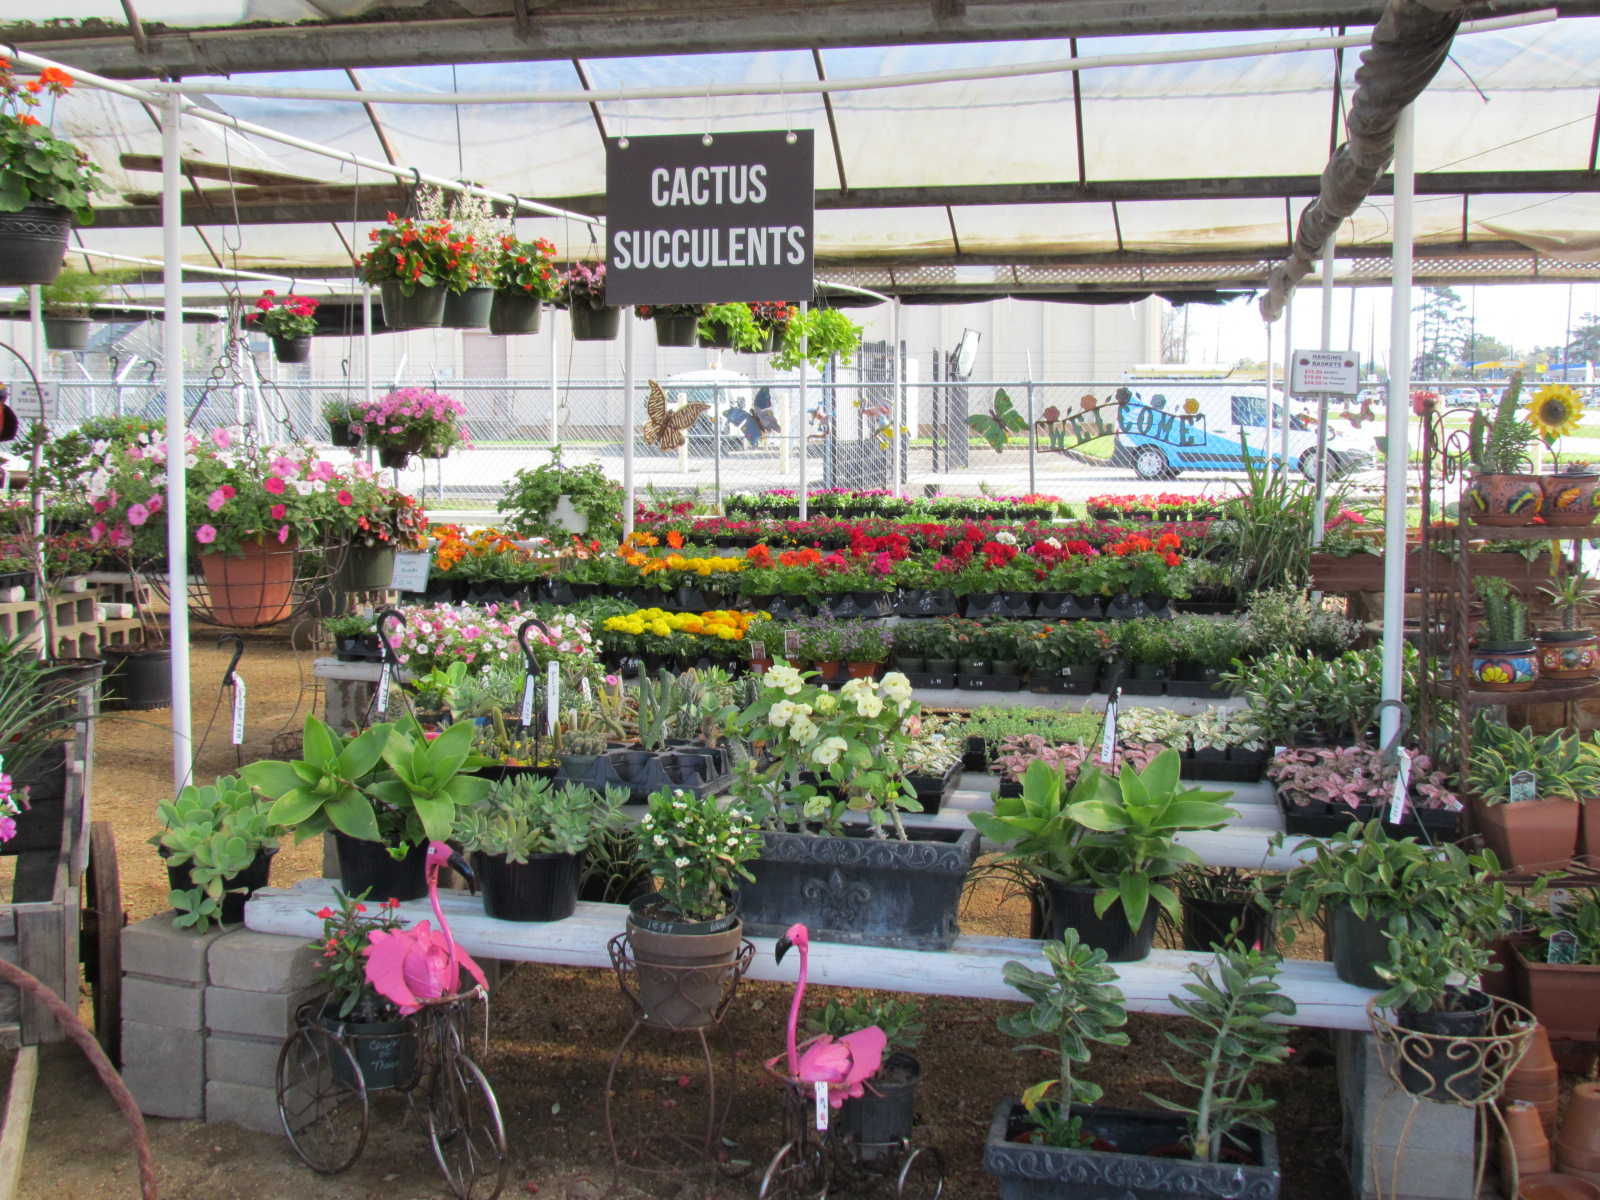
[361,285,374,420]
[891,299,903,496]
[1312,236,1336,545]
[27,287,41,373]
[1278,295,1294,479]
[798,302,809,521]
[161,92,193,790]
[1380,106,1416,750]
[549,313,560,447]
[1263,319,1275,472]
[622,311,635,538]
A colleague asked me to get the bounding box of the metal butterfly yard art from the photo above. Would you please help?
[641,380,709,452]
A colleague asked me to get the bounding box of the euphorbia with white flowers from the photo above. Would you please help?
[732,666,922,839]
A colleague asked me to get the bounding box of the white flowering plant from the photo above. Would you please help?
[732,664,922,839]
[637,787,764,923]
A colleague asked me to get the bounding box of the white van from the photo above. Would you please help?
[1112,382,1376,480]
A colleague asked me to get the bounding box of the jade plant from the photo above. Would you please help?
[808,996,925,1056]
[1467,372,1535,476]
[151,774,281,931]
[998,928,1131,1148]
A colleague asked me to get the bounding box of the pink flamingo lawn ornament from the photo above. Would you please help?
[364,841,488,1015]
[772,923,886,1107]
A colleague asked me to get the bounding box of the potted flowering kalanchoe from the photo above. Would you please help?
[352,387,471,468]
[245,290,320,363]
[726,666,980,951]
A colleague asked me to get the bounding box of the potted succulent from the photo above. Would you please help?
[0,62,101,286]
[1466,716,1591,869]
[806,997,926,1163]
[454,776,627,921]
[489,232,558,335]
[1472,576,1538,691]
[1527,383,1597,523]
[151,774,281,931]
[984,933,1291,1199]
[626,785,764,1029]
[325,612,383,662]
[1465,372,1543,526]
[241,714,494,902]
[244,289,320,363]
[559,262,618,341]
[309,889,417,1089]
[1372,919,1498,1102]
[37,267,107,351]
[1536,569,1600,681]
[728,668,980,951]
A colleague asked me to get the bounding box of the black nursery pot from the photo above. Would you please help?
[102,646,173,711]
[1040,881,1158,962]
[834,1052,921,1163]
[335,834,428,902]
[1179,893,1275,953]
[1394,989,1492,1102]
[164,846,278,925]
[1329,903,1391,990]
[472,850,581,922]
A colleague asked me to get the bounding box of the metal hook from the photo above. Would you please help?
[1375,699,1411,765]
[517,617,553,675]
[217,633,244,688]
[375,607,407,665]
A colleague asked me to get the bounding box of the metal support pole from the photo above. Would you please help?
[622,310,635,538]
[1279,295,1294,479]
[1026,377,1037,497]
[361,285,374,428]
[1380,105,1416,751]
[798,301,809,521]
[161,91,193,790]
[27,287,41,376]
[1312,236,1336,546]
[713,381,722,515]
[1263,318,1275,471]
[891,299,903,496]
[549,311,560,447]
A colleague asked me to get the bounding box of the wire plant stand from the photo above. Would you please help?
[1364,995,1536,1200]
[275,987,507,1200]
[140,538,349,631]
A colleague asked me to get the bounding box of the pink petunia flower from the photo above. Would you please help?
[207,489,228,512]
[264,476,287,495]
[196,525,217,545]
[220,485,237,500]
[270,503,287,520]
[126,503,149,527]
[336,489,354,506]
[147,494,163,513]
[269,456,296,478]
[89,521,106,544]
[211,427,232,449]
[277,524,291,544]
[310,461,337,482]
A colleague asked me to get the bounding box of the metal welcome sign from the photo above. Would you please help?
[1033,392,1207,454]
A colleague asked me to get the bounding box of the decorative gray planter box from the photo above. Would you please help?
[735,827,979,951]
[983,1100,1281,1200]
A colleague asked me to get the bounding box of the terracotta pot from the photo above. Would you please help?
[812,659,841,682]
[1519,1173,1600,1198]
[1503,1021,1560,1135]
[1467,472,1545,526]
[1475,796,1579,871]
[1471,641,1540,691]
[1540,472,1600,526]
[1514,942,1600,1043]
[845,661,877,679]
[625,902,744,1031]
[1537,630,1600,681]
[198,537,298,628]
[1503,1099,1553,1187]
[1581,796,1600,859]
[1557,1082,1600,1182]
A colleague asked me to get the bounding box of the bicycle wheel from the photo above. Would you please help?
[427,1051,508,1200]
[896,1145,945,1199]
[276,1024,368,1174]
[758,1139,829,1200]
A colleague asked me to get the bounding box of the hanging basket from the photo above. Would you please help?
[570,304,620,341]
[271,335,311,364]
[697,325,736,350]
[653,312,699,347]
[0,204,71,286]
[144,539,348,631]
[442,286,493,329]
[42,317,91,351]
[327,419,360,448]
[379,281,446,331]
[489,291,543,335]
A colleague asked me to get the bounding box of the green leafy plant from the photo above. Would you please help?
[453,776,626,861]
[1475,575,1529,646]
[500,447,623,542]
[807,996,925,1055]
[0,63,102,222]
[1528,888,1600,965]
[1374,918,1497,1015]
[1468,714,1598,803]
[969,388,1028,454]
[151,774,280,932]
[1467,371,1536,475]
[1540,569,1600,633]
[635,786,763,923]
[310,889,406,1019]
[698,302,764,350]
[491,232,559,298]
[998,928,1131,1148]
[1146,948,1296,1163]
[39,267,112,318]
[323,612,374,640]
[772,306,864,372]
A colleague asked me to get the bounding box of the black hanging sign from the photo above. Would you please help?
[605,130,814,306]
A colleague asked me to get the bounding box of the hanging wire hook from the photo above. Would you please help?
[375,606,407,664]
[217,633,244,689]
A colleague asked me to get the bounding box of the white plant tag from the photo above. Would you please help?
[1509,770,1537,805]
[813,1082,829,1131]
[1099,696,1118,766]
[520,675,536,726]
[1387,748,1411,824]
[230,675,247,746]
[580,676,593,703]
[784,630,803,659]
[546,662,560,736]
[376,663,391,714]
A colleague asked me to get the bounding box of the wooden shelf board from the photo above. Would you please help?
[1427,677,1600,707]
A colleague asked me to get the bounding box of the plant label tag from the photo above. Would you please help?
[1099,697,1118,765]
[1387,748,1411,824]
[547,662,560,735]
[1548,930,1579,965]
[580,677,593,703]
[376,663,392,714]
[389,551,431,592]
[813,1082,829,1131]
[1550,888,1574,918]
[1509,770,1537,805]
[230,675,247,746]
[748,638,764,662]
[520,675,536,727]
[784,630,802,659]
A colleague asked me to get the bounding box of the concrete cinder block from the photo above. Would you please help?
[206,1033,284,1089]
[208,928,321,993]
[205,1080,283,1135]
[121,1020,204,1119]
[122,976,204,1031]
[122,913,230,985]
[205,984,322,1039]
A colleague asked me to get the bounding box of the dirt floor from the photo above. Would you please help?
[3,633,1353,1199]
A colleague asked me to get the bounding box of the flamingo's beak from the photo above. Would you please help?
[775,935,793,965]
[448,851,477,893]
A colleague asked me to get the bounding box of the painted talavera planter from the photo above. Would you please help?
[1470,641,1539,690]
[735,826,979,951]
[1466,472,1544,526]
[982,1100,1281,1200]
[1540,472,1600,526]
[1536,629,1600,680]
